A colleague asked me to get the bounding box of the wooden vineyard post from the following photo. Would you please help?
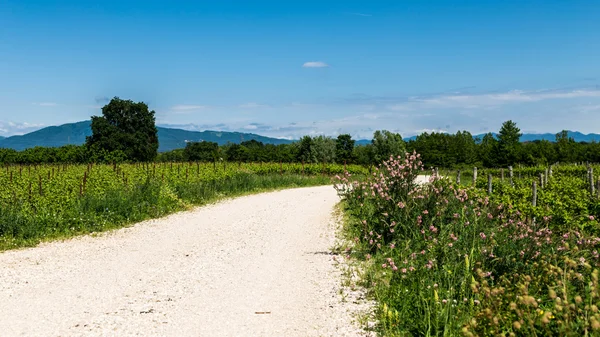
[435,167,439,177]
[532,181,537,207]
[540,173,544,189]
[473,167,477,187]
[589,168,595,195]
[509,166,514,186]
[487,174,492,195]
[545,167,549,186]
[456,170,461,185]
[549,165,553,178]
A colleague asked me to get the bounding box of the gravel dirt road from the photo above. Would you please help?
[0,186,373,337]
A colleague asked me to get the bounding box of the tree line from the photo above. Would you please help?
[1,98,599,167]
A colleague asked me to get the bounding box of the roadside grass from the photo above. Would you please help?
[335,155,600,336]
[0,173,335,251]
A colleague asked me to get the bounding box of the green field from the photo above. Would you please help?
[0,161,367,250]
[337,156,600,336]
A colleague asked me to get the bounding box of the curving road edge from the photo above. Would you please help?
[0,186,373,337]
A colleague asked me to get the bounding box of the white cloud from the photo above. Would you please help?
[239,102,269,109]
[415,128,448,134]
[170,104,207,111]
[302,61,329,68]
[412,89,600,108]
[242,124,258,130]
[0,121,45,137]
[169,105,208,114]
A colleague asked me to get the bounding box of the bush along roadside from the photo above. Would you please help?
[335,152,600,336]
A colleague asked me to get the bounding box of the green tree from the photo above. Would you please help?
[555,130,576,163]
[353,144,375,166]
[312,136,337,163]
[336,134,355,164]
[297,136,317,163]
[478,133,499,167]
[183,141,220,162]
[497,120,522,166]
[86,97,159,162]
[371,130,406,164]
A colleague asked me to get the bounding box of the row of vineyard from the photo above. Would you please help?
[0,162,367,250]
[336,156,600,336]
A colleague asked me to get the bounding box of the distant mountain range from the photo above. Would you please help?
[0,121,292,152]
[1,121,599,152]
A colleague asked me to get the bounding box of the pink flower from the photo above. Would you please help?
[397,202,406,208]
[401,268,407,273]
[423,210,429,215]
[479,232,487,240]
[589,215,595,221]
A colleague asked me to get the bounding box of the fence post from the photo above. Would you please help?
[589,168,595,195]
[532,181,537,207]
[540,173,544,189]
[435,167,439,177]
[487,174,492,195]
[509,166,513,186]
[473,167,477,187]
[456,170,461,185]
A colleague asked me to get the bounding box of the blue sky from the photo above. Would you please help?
[1,0,599,139]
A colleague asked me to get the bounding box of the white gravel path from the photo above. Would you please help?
[0,186,373,337]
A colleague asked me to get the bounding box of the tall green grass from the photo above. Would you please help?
[0,173,333,251]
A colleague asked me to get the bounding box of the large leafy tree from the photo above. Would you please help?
[184,141,220,162]
[371,130,406,164]
[336,134,355,164]
[497,120,522,166]
[478,132,499,167]
[312,135,337,163]
[86,97,159,162]
[296,136,317,163]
